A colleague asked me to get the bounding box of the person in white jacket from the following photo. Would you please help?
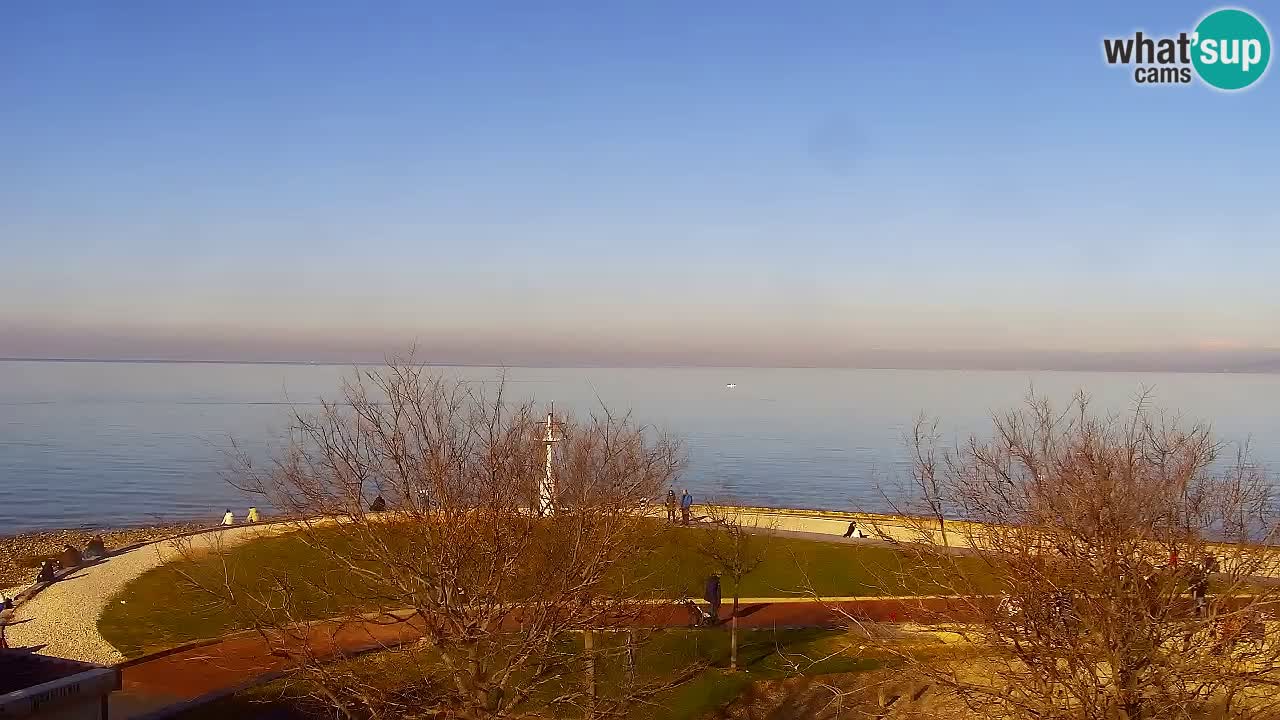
[221,509,234,526]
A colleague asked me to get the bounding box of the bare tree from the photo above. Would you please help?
[189,359,691,719]
[845,391,1280,720]
[696,503,768,672]
[908,413,949,548]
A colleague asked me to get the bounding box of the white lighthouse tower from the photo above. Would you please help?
[539,404,563,516]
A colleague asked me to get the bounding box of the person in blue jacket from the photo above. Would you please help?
[680,489,693,524]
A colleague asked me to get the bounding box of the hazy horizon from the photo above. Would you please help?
[4,344,1280,374]
[4,1,1277,365]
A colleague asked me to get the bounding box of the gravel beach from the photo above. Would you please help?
[1,522,207,592]
[2,522,294,664]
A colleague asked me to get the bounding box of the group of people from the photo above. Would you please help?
[661,490,875,543]
[220,507,261,526]
[664,489,694,524]
[842,520,867,539]
[31,538,108,585]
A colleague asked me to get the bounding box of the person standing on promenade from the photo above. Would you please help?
[1192,555,1218,618]
[665,490,678,523]
[704,573,722,624]
[680,489,693,525]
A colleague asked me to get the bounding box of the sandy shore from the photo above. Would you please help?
[1,522,207,593]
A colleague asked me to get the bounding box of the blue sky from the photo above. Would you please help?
[2,1,1277,366]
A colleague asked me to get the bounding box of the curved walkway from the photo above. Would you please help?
[3,522,303,664]
[5,507,891,665]
[9,503,1276,668]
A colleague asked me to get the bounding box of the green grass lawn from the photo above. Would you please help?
[624,628,877,720]
[651,527,977,599]
[99,523,988,657]
[174,628,877,720]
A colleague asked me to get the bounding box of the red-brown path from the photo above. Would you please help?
[109,597,971,719]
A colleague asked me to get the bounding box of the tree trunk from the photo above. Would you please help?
[730,594,739,672]
[584,629,596,720]
[1118,666,1142,720]
[625,630,636,688]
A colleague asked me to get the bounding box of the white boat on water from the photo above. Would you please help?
[725,383,737,389]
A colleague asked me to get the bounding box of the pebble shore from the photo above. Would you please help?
[3,522,289,664]
[1,522,206,594]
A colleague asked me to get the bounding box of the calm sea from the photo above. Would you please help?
[2,361,1278,533]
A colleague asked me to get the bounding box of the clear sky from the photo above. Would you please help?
[3,1,1278,367]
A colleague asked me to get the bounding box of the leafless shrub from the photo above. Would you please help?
[847,390,1280,720]
[181,358,692,719]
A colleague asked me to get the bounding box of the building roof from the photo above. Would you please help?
[0,650,100,695]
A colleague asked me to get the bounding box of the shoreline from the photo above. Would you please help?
[1,521,207,591]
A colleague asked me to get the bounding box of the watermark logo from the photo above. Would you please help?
[1103,7,1270,90]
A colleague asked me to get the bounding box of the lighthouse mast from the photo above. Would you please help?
[539,403,561,516]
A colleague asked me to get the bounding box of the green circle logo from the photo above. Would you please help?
[1192,8,1271,90]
